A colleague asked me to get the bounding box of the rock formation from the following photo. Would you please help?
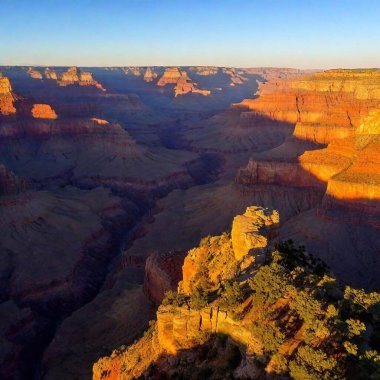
[31,103,58,119]
[0,75,16,115]
[157,67,183,86]
[44,67,58,80]
[190,66,219,75]
[27,67,43,79]
[57,67,106,91]
[231,207,279,260]
[223,67,248,86]
[143,67,158,82]
[94,207,380,380]
[236,69,380,144]
[144,251,186,305]
[179,206,279,294]
[122,67,142,76]
[157,67,211,96]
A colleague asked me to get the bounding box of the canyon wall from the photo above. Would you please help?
[235,69,380,225]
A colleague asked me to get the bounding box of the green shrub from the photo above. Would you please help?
[190,286,208,310]
[162,290,186,307]
[220,280,244,310]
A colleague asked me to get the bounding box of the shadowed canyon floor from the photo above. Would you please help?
[0,67,379,379]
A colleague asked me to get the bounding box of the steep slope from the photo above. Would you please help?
[0,184,135,379]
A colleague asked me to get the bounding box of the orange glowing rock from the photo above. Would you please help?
[0,75,16,115]
[31,104,57,119]
[57,67,106,91]
[236,69,380,144]
[91,118,109,125]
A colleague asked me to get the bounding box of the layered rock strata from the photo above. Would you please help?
[57,67,106,91]
[157,67,210,96]
[236,69,380,225]
[0,76,16,115]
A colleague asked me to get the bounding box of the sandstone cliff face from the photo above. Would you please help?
[157,67,211,97]
[178,207,279,295]
[31,104,58,119]
[144,251,186,305]
[236,69,380,144]
[231,207,279,261]
[0,76,16,115]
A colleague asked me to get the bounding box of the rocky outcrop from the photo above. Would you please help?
[57,67,106,91]
[144,251,186,305]
[223,67,248,86]
[27,67,43,79]
[143,67,157,82]
[180,206,278,293]
[44,67,57,80]
[94,207,380,380]
[94,206,279,379]
[0,75,16,115]
[231,206,279,260]
[123,67,142,76]
[157,67,183,86]
[157,67,211,97]
[31,104,58,119]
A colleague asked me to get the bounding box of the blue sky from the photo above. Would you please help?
[1,0,379,68]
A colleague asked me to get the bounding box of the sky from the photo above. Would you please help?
[1,0,379,69]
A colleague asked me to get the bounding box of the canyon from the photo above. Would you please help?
[0,66,379,379]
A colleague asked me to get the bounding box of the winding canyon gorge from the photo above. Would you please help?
[0,65,379,379]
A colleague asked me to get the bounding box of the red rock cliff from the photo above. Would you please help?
[0,75,16,115]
